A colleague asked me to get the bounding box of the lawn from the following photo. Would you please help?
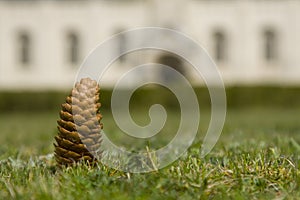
[0,107,300,199]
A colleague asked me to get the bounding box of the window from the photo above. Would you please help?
[18,32,31,66]
[157,53,185,82]
[213,30,227,62]
[115,29,126,62]
[66,32,80,65]
[263,29,277,62]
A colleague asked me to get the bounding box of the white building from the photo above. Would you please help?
[0,0,299,90]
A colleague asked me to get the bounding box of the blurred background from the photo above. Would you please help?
[0,0,299,90]
[0,0,299,156]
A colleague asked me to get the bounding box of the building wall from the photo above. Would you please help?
[187,0,300,85]
[0,0,299,90]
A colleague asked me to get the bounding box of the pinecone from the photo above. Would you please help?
[54,78,103,166]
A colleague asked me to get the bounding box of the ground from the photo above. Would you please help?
[0,107,299,199]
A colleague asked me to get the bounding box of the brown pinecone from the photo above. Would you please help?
[54,78,103,166]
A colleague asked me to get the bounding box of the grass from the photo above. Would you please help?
[0,107,300,199]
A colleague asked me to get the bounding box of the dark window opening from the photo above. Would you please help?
[18,32,31,66]
[157,54,185,82]
[213,30,227,62]
[67,32,80,65]
[115,29,126,62]
[264,29,277,62]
